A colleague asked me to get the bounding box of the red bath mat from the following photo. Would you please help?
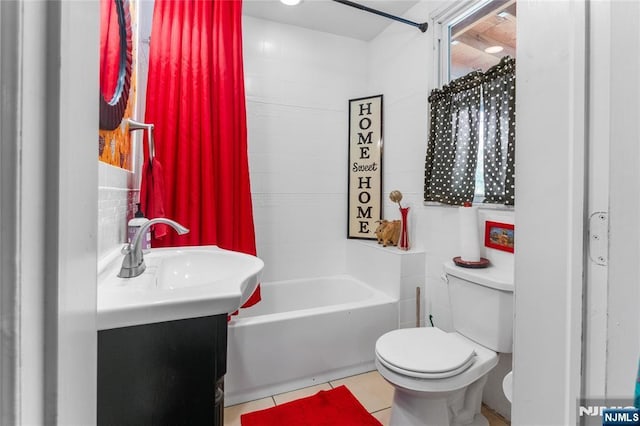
[240,385,382,426]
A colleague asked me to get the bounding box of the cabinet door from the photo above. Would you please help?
[98,314,227,425]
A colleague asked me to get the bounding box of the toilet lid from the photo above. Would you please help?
[375,328,476,379]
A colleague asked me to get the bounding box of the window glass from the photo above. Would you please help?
[449,1,516,80]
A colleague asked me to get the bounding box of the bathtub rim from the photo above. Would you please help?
[228,274,398,327]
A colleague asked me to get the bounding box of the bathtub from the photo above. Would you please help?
[224,275,397,406]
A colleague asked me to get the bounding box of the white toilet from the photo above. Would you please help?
[375,261,514,426]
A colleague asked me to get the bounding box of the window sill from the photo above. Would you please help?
[423,201,514,211]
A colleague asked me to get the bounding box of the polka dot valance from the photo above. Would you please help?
[424,56,516,206]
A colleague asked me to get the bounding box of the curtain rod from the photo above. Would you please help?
[331,0,428,33]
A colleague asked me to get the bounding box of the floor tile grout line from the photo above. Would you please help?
[226,372,388,410]
[369,407,391,415]
[271,382,335,407]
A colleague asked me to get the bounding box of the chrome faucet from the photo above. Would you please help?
[118,218,190,278]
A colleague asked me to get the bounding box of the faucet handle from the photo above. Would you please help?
[121,243,132,255]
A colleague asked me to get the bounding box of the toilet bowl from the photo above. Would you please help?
[375,261,514,426]
[375,328,498,426]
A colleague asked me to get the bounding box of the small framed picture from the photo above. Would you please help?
[484,221,515,253]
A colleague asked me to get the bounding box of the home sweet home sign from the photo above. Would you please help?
[347,95,383,239]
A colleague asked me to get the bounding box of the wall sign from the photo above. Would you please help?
[348,95,383,239]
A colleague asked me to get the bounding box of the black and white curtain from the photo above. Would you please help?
[424,56,516,206]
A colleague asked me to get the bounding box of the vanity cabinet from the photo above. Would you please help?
[98,314,228,425]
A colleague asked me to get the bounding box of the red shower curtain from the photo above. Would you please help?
[143,0,260,307]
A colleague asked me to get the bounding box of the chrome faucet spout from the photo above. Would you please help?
[118,218,190,278]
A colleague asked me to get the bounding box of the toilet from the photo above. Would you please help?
[375,261,514,426]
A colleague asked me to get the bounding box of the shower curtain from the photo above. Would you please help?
[143,0,260,307]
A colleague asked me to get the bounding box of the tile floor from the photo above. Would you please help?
[223,370,510,426]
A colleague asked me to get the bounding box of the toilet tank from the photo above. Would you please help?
[443,262,514,353]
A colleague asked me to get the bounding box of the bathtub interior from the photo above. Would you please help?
[236,275,384,318]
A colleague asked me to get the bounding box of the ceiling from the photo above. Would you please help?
[242,0,421,41]
[242,0,516,77]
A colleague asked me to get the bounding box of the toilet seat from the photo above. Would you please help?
[375,328,476,379]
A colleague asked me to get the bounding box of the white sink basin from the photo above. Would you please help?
[97,245,264,330]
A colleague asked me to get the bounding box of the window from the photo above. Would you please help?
[447,1,516,81]
[426,0,516,205]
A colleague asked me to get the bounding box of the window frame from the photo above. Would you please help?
[425,0,515,209]
[431,0,493,89]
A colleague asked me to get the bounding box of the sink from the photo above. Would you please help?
[97,245,264,330]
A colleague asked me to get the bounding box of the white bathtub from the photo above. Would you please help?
[224,275,397,406]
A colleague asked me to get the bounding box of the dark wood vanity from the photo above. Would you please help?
[97,314,228,425]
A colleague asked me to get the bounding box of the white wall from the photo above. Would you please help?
[243,16,368,282]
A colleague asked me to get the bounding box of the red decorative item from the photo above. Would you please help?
[398,206,410,250]
[484,221,515,253]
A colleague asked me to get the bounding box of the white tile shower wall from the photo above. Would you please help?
[98,187,137,259]
[98,162,138,260]
[252,193,348,281]
[243,16,369,282]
